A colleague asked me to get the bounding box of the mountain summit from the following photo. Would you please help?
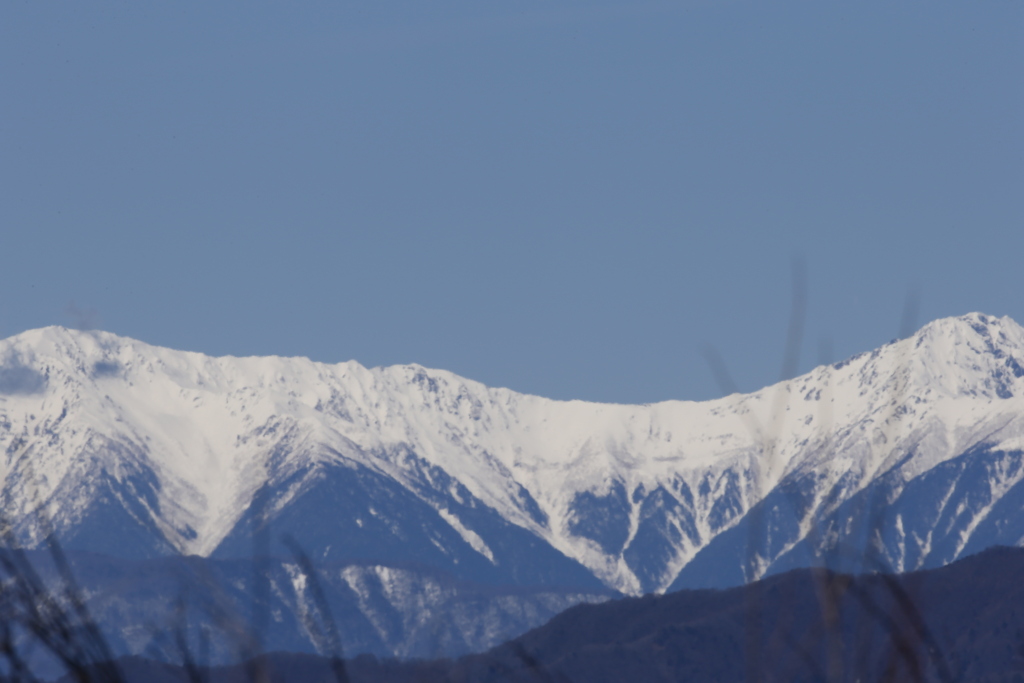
[2,313,1023,596]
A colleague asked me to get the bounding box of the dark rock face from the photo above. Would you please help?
[212,456,604,590]
[567,480,632,556]
[624,485,699,594]
[670,445,1024,591]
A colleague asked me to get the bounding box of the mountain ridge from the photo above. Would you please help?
[2,312,1024,598]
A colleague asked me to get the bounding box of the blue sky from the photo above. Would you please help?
[2,1,1021,404]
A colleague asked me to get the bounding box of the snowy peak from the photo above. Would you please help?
[904,313,1024,398]
[1,315,1024,596]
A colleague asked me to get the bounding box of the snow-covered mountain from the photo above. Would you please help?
[2,313,1024,601]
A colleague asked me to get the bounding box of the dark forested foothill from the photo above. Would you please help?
[52,546,1024,683]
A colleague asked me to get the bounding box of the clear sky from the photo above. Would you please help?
[2,1,1021,404]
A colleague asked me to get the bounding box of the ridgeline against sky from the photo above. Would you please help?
[2,1,1021,404]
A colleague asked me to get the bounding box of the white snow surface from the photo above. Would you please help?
[2,312,1024,595]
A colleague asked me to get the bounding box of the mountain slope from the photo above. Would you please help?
[54,546,1024,683]
[2,313,1024,598]
[2,549,611,677]
[435,545,1024,683]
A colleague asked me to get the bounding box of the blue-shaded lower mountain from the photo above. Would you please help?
[441,545,1024,683]
[54,546,1024,683]
[5,549,611,678]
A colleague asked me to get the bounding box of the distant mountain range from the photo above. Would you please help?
[2,312,1024,663]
